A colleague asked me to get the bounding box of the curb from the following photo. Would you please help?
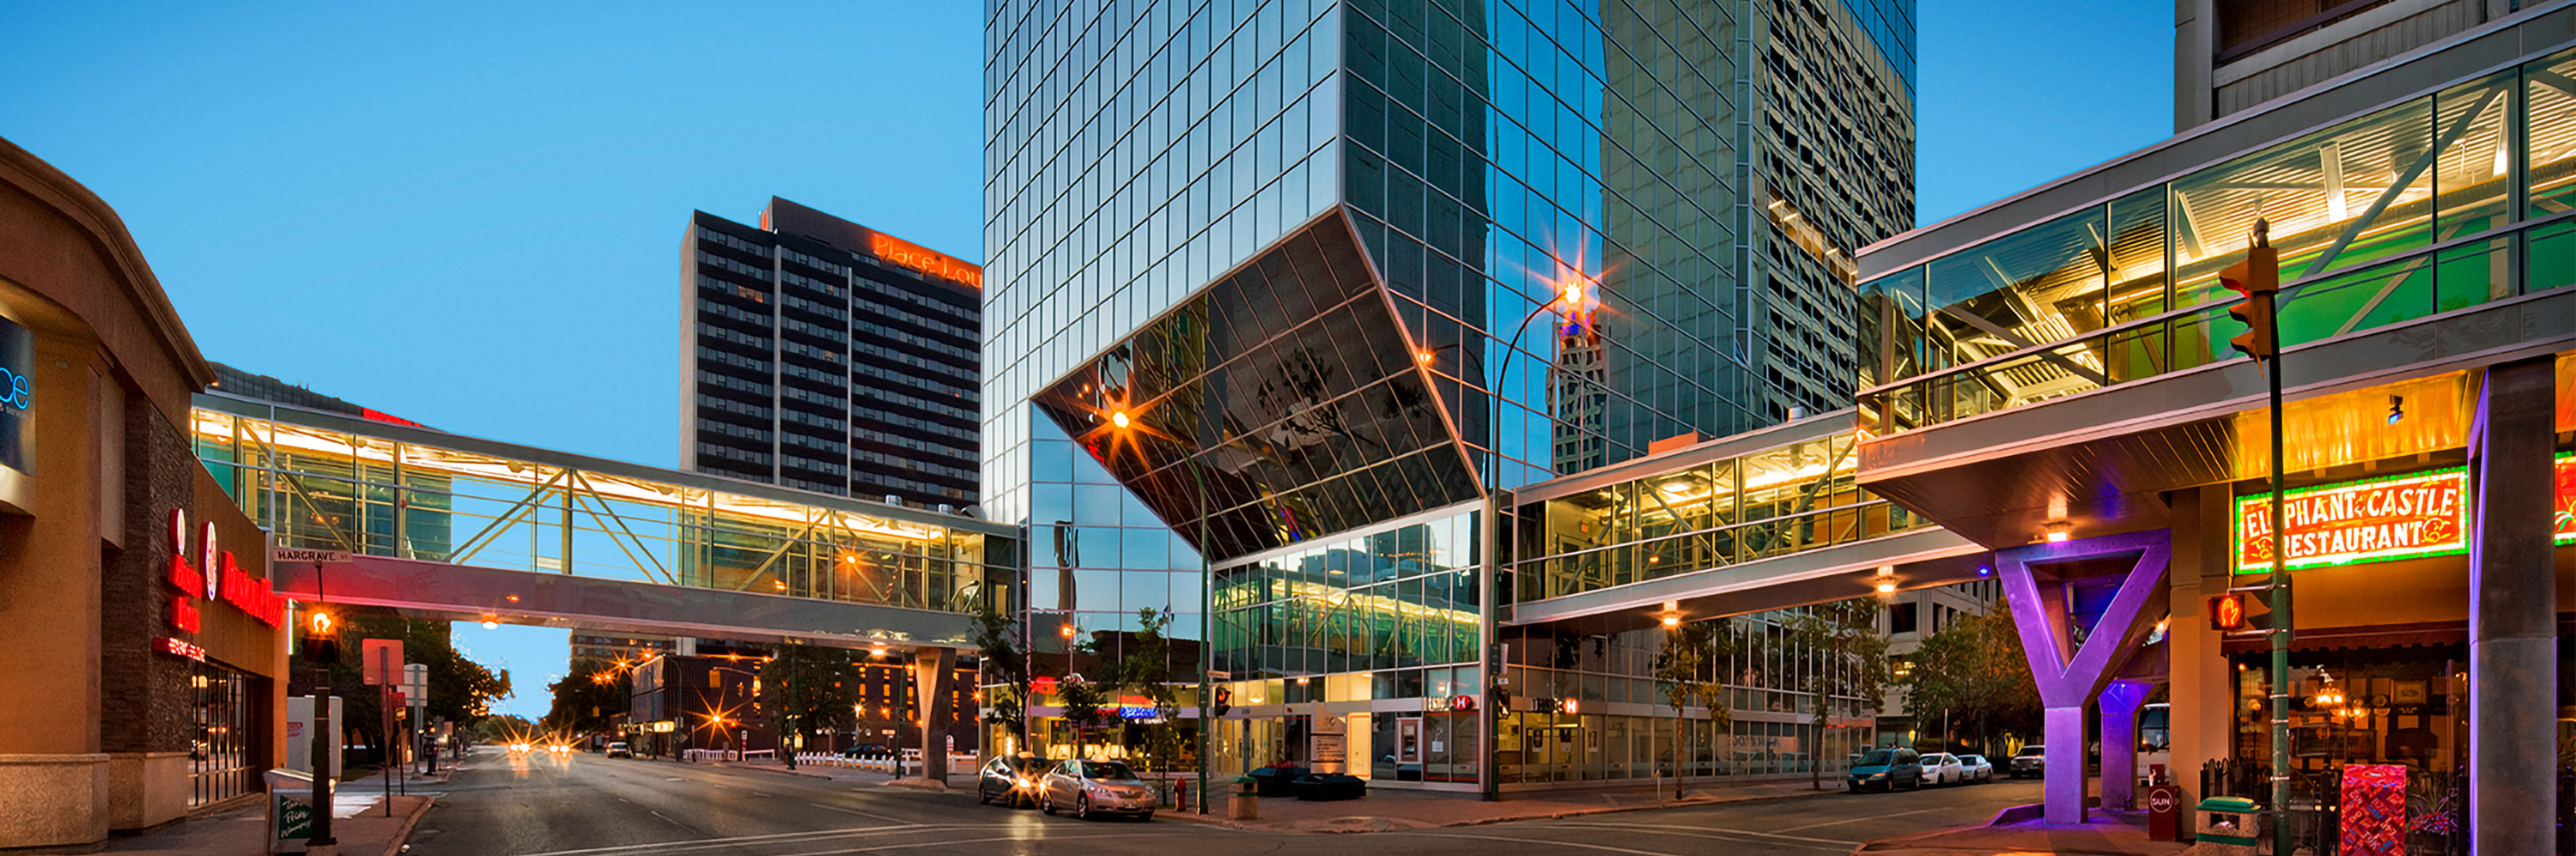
[712,762,837,780]
[379,797,435,856]
[1152,786,1839,834]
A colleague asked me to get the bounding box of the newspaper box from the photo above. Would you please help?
[263,768,318,853]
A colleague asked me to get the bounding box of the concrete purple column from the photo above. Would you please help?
[1996,530,2171,826]
[2470,358,2556,855]
[2098,679,2153,811]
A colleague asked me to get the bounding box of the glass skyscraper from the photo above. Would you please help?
[982,0,1913,789]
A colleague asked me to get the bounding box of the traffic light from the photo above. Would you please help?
[301,609,340,665]
[2220,223,2281,363]
[1211,687,1232,718]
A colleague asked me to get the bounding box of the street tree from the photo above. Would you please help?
[970,603,1029,746]
[1789,598,1892,791]
[1901,609,2040,756]
[307,613,512,763]
[1114,608,1186,800]
[542,657,629,736]
[1653,616,1737,802]
[757,642,862,762]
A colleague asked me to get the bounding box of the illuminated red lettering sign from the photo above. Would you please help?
[2234,468,2469,573]
[159,507,287,657]
[868,233,983,288]
[156,637,207,662]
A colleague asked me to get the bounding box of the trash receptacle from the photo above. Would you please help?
[2146,783,2183,841]
[264,768,318,854]
[1227,776,1259,821]
[2195,796,2261,856]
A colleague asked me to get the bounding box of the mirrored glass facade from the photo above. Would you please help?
[985,0,1915,787]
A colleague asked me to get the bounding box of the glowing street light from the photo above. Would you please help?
[1110,410,1130,428]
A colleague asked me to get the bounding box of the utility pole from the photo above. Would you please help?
[301,608,341,856]
[2221,221,2291,853]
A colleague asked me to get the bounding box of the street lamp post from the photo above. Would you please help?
[1474,279,1589,802]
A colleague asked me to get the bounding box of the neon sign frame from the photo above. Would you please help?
[2233,466,2470,574]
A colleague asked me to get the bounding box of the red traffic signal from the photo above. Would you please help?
[2220,224,2281,362]
[2208,592,2245,631]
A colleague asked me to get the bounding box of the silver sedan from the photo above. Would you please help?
[1040,759,1157,820]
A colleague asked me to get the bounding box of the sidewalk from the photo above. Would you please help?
[102,794,433,856]
[711,757,977,791]
[1160,779,1842,834]
[1852,807,2193,856]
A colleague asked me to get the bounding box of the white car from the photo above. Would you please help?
[1956,754,1996,783]
[1039,759,1157,820]
[1917,752,1965,786]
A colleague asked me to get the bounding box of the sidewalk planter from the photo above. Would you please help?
[2195,797,2260,856]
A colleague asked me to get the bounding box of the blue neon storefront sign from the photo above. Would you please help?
[0,315,29,473]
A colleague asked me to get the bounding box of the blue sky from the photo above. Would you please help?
[3,2,2170,719]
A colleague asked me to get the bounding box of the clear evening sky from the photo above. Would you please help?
[3,1,2168,719]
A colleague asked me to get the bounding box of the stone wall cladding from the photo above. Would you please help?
[100,398,195,755]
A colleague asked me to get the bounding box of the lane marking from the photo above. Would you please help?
[806,801,930,826]
[501,824,936,856]
[1542,821,1861,847]
[1525,824,1850,853]
[1770,805,1944,832]
[1404,832,1683,856]
[776,832,1169,856]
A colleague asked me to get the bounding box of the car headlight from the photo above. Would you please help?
[1015,777,1034,789]
[1870,772,1886,779]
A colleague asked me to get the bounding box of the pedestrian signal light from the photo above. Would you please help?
[2220,222,2280,363]
[301,609,341,665]
[1211,687,1233,717]
[2208,593,2245,631]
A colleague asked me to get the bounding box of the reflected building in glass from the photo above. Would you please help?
[982,0,1914,789]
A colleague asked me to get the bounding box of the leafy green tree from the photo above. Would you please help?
[970,604,1029,744]
[309,614,512,763]
[1789,598,1892,790]
[1058,671,1111,759]
[1113,608,1185,798]
[756,642,862,762]
[1901,609,2040,756]
[543,657,628,735]
[1653,617,1737,801]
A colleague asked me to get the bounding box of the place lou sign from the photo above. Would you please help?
[2234,467,2469,573]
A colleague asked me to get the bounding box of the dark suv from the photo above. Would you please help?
[2009,745,2046,779]
[1846,748,1923,792]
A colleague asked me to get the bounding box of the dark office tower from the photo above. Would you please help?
[679,197,983,508]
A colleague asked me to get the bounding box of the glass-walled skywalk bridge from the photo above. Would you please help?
[191,392,1017,639]
[1504,411,1984,630]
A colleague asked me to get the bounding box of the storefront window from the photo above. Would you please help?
[2229,646,2464,775]
[191,662,256,808]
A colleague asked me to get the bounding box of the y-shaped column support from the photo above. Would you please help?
[1997,530,2171,826]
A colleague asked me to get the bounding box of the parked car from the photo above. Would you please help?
[1918,752,1965,786]
[1246,763,1308,797]
[2009,745,2046,779]
[1290,772,1366,801]
[1956,754,1995,783]
[840,744,892,758]
[976,754,1052,808]
[1039,759,1157,820]
[1846,748,1923,792]
[604,742,629,758]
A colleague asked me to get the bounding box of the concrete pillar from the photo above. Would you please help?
[913,647,954,783]
[2042,704,2093,823]
[2099,680,2153,810]
[2166,485,2235,812]
[2470,357,2556,856]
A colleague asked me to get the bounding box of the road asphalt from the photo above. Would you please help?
[407,747,2045,856]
